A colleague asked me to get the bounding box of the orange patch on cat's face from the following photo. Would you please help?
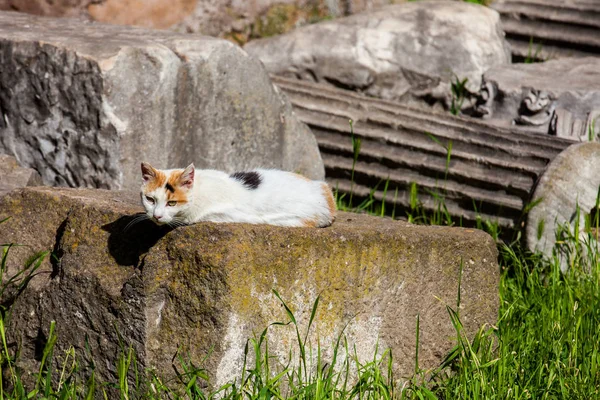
[321,182,337,218]
[165,170,189,204]
[145,169,167,192]
[144,169,189,204]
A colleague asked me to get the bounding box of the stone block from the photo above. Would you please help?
[0,187,498,386]
[526,143,600,270]
[272,76,573,231]
[0,11,324,190]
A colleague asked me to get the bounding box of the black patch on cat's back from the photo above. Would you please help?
[230,171,262,190]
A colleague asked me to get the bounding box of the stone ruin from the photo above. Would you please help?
[1,0,599,391]
[0,0,413,42]
[0,11,324,190]
[271,76,573,230]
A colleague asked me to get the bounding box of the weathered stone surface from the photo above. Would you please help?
[475,57,600,140]
[0,187,498,387]
[245,1,510,108]
[491,0,600,61]
[273,76,573,231]
[0,11,324,190]
[0,154,42,197]
[526,143,600,268]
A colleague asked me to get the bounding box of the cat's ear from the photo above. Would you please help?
[179,163,195,189]
[141,162,156,183]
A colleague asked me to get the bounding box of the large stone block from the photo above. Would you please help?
[0,11,324,190]
[244,1,510,108]
[0,187,498,387]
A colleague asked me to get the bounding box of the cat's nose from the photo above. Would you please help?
[154,214,163,220]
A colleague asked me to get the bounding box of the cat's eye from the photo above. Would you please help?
[167,201,177,207]
[145,196,155,204]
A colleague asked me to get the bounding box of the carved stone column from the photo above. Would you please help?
[273,76,574,232]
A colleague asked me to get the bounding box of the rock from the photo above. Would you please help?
[272,76,573,231]
[491,0,600,61]
[475,57,600,141]
[0,154,43,197]
[526,143,600,270]
[244,1,510,108]
[0,187,499,387]
[0,11,324,190]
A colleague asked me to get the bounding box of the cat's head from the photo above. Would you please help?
[140,162,195,225]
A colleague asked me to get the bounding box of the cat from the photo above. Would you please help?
[140,162,336,228]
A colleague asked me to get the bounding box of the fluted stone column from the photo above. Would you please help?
[273,76,576,234]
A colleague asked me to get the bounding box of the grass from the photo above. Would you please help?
[524,37,545,64]
[450,77,469,116]
[589,116,598,142]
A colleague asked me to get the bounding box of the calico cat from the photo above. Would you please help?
[140,162,336,227]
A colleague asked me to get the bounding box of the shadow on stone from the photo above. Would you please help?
[102,214,172,267]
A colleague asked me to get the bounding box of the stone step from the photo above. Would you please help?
[273,76,573,229]
[0,186,499,388]
[491,0,600,60]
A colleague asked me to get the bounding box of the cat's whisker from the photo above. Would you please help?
[123,214,149,232]
[168,218,188,229]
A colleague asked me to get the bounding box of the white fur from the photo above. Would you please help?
[141,168,335,228]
